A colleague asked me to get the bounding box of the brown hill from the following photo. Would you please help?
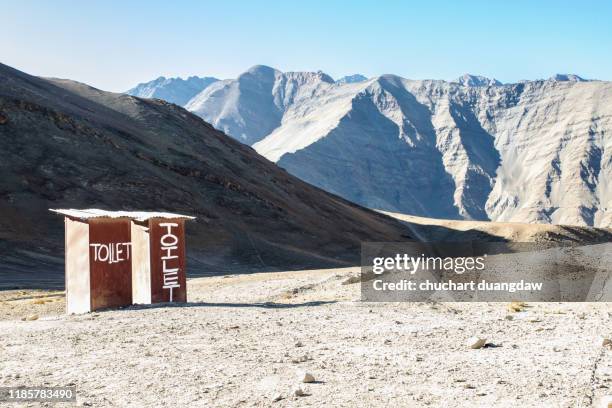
[0,63,412,288]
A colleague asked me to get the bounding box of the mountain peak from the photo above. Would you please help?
[455,74,502,87]
[337,74,368,84]
[549,73,588,82]
[126,75,219,106]
[245,65,279,75]
[314,70,335,84]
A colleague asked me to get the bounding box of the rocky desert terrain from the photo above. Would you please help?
[2,63,612,408]
[1,267,611,408]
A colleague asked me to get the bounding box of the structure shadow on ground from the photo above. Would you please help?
[126,300,337,312]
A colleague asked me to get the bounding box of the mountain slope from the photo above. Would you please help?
[185,65,335,145]
[127,75,219,105]
[178,66,610,227]
[0,63,414,287]
[253,76,612,227]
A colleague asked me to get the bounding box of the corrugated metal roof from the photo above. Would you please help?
[50,208,196,221]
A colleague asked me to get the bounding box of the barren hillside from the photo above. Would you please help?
[0,63,412,287]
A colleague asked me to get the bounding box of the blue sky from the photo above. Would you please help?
[2,0,611,92]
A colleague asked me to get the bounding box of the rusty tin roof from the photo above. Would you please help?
[50,208,196,221]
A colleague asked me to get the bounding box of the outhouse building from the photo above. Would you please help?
[50,209,195,314]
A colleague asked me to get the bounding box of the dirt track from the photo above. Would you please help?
[1,267,611,407]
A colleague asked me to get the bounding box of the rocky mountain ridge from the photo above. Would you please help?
[128,66,611,227]
[127,75,219,106]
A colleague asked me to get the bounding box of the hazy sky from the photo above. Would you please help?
[3,0,611,92]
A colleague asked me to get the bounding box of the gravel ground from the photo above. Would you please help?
[1,267,611,407]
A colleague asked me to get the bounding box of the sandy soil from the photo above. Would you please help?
[382,211,612,243]
[1,267,611,407]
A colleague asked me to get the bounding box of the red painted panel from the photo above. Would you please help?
[148,219,187,303]
[88,218,133,310]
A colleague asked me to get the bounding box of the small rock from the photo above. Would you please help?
[466,336,487,349]
[271,393,283,402]
[601,337,612,347]
[293,386,305,397]
[299,372,315,383]
[291,354,310,364]
[24,314,39,321]
[504,315,514,321]
[295,341,304,348]
[507,301,526,312]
